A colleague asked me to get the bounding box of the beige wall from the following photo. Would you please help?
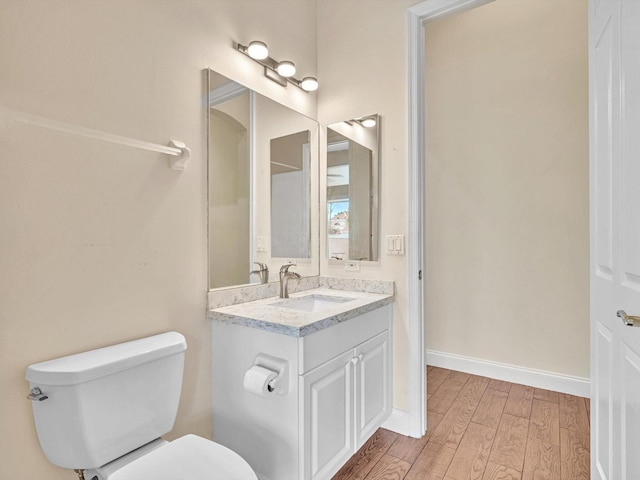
[0,1,316,478]
[318,0,421,411]
[424,0,589,377]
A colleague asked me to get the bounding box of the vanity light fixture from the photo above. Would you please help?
[246,40,269,60]
[298,77,319,92]
[276,61,296,78]
[236,41,318,92]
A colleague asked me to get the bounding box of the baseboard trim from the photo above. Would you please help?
[382,408,411,436]
[426,349,590,398]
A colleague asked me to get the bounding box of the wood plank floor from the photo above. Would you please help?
[332,366,590,480]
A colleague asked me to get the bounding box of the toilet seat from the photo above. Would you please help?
[107,434,258,480]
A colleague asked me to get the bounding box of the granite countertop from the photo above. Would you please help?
[208,288,394,337]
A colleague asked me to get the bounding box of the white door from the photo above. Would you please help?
[300,349,354,480]
[590,1,640,479]
[354,331,391,448]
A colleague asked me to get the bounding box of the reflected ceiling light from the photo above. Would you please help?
[276,61,296,78]
[360,117,377,128]
[351,115,377,128]
[236,41,318,93]
[246,41,268,60]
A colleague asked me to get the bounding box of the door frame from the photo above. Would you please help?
[406,0,495,437]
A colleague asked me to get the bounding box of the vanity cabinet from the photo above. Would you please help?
[301,331,390,480]
[210,303,392,480]
[301,349,354,480]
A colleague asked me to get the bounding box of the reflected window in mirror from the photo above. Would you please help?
[326,115,380,262]
[207,69,319,291]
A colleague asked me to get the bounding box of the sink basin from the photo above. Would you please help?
[273,294,353,312]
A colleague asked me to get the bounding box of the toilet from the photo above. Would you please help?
[25,332,258,480]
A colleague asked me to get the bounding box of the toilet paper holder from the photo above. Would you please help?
[253,353,289,395]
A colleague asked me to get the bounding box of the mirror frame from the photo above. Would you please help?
[326,114,381,263]
[206,68,320,291]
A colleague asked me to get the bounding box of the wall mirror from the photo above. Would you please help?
[326,115,380,262]
[207,69,319,290]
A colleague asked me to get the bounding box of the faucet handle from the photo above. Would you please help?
[280,263,297,274]
[254,262,267,271]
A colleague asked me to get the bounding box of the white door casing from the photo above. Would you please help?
[407,0,496,439]
[590,1,640,479]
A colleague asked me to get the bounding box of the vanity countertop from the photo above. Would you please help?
[207,288,394,337]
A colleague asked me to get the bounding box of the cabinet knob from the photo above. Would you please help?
[351,357,359,366]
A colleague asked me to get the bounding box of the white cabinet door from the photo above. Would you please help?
[354,331,391,449]
[590,1,640,479]
[300,349,354,480]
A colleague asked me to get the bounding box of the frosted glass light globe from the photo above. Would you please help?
[276,61,296,78]
[247,41,268,60]
[300,77,318,92]
[361,117,376,128]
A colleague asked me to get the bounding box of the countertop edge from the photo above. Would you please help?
[297,296,394,337]
[208,294,394,338]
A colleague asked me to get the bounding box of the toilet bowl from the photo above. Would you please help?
[25,332,257,480]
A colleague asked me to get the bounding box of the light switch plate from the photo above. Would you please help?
[386,235,405,255]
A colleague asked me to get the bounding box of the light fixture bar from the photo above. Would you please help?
[236,42,318,93]
[264,67,287,87]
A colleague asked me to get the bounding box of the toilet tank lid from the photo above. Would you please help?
[25,332,187,386]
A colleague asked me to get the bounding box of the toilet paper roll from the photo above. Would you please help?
[243,365,278,397]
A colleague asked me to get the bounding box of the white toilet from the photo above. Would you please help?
[25,332,258,480]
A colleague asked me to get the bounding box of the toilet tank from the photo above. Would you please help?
[25,332,187,470]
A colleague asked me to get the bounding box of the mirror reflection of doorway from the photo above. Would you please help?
[327,131,374,261]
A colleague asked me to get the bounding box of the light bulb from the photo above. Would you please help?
[276,61,296,78]
[300,77,318,92]
[247,41,268,60]
[361,117,376,128]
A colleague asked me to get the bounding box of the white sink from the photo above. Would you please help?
[273,294,353,313]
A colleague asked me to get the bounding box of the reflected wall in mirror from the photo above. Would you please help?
[208,69,319,290]
[326,115,380,262]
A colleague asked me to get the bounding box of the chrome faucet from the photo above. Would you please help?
[250,262,269,284]
[279,264,301,299]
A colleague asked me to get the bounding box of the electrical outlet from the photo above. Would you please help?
[345,261,360,272]
[256,235,267,252]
